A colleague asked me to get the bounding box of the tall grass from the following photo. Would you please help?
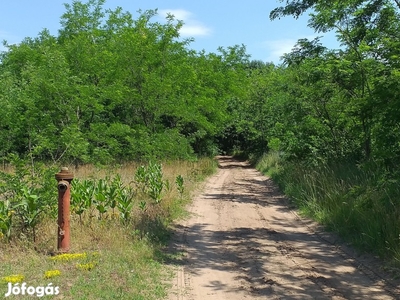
[257,152,400,265]
[0,157,217,299]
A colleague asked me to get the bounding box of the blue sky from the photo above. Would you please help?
[0,0,339,64]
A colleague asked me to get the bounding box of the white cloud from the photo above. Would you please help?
[179,24,211,37]
[263,38,298,63]
[262,35,317,63]
[158,9,192,21]
[158,9,212,38]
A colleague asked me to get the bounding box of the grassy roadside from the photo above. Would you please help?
[0,158,217,299]
[256,152,400,272]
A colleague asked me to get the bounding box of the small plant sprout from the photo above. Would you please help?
[139,201,147,212]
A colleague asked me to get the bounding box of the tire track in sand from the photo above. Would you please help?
[168,156,399,300]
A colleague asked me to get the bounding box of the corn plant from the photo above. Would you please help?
[135,162,165,204]
[117,187,134,223]
[164,179,171,192]
[0,156,56,242]
[175,175,185,199]
[138,200,147,212]
[94,178,108,219]
[107,175,123,217]
[0,200,13,241]
[134,165,147,193]
[71,179,96,223]
[14,187,43,243]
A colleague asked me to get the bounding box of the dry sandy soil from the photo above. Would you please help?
[167,156,400,300]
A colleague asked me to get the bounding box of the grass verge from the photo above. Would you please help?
[0,158,217,299]
[257,152,400,272]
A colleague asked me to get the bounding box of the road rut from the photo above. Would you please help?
[168,156,399,299]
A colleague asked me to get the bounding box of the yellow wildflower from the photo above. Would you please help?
[76,262,97,271]
[50,253,87,262]
[2,275,24,284]
[44,270,61,279]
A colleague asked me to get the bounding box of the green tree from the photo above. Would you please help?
[0,0,255,163]
[266,0,400,165]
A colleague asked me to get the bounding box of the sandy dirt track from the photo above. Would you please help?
[168,156,399,300]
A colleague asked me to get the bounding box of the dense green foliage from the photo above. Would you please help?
[2,0,400,261]
[0,0,248,164]
[2,0,400,165]
[262,0,400,167]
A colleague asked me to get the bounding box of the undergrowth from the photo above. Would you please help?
[257,152,400,269]
[0,157,217,299]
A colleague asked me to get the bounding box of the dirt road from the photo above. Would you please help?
[168,156,399,299]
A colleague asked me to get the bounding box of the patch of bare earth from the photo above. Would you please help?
[167,156,400,300]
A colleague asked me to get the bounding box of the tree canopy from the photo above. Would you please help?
[1,0,400,170]
[0,0,248,164]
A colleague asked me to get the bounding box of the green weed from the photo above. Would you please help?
[257,152,400,266]
[0,157,217,299]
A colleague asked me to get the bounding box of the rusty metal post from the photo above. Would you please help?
[55,167,74,253]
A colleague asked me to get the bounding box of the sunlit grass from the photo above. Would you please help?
[257,152,400,270]
[0,157,218,299]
